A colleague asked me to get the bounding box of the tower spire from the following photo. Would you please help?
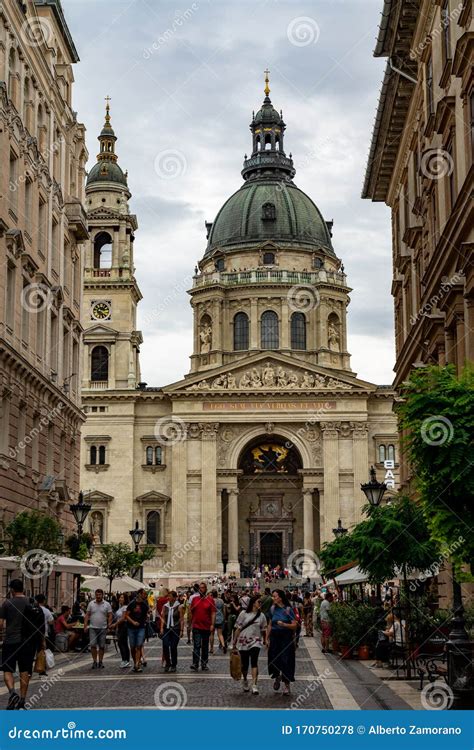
[104,94,111,126]
[97,95,118,163]
[264,68,270,98]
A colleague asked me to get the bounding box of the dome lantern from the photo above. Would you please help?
[86,96,129,190]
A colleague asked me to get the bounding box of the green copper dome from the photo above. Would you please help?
[205,180,334,256]
[204,82,334,258]
[86,160,128,187]
[86,100,128,190]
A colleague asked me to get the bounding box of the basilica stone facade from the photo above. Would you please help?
[80,82,399,585]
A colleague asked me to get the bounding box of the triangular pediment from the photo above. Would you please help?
[87,206,121,221]
[163,352,376,395]
[83,323,119,341]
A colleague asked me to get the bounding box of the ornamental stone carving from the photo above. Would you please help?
[186,363,353,391]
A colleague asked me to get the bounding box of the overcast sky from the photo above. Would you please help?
[62,0,394,386]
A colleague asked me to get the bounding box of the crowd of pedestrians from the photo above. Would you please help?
[0,576,336,708]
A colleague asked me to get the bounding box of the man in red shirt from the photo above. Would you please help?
[190,582,216,672]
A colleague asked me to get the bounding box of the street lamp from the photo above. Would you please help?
[332,518,347,537]
[360,466,387,508]
[69,491,92,613]
[129,520,145,552]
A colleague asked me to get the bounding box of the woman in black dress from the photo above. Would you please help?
[267,589,298,696]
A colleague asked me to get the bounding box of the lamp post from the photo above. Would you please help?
[129,521,145,581]
[69,491,92,612]
[360,467,387,607]
[332,518,347,537]
[360,466,387,508]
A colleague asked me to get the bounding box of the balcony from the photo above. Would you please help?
[192,268,347,289]
[89,381,108,390]
[65,199,89,241]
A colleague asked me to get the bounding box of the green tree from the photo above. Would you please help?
[319,532,358,575]
[96,543,155,595]
[320,496,440,584]
[397,365,474,576]
[65,532,94,561]
[5,511,64,555]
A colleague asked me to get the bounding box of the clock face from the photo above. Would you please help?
[92,301,111,320]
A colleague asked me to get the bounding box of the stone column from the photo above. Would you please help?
[200,423,219,572]
[250,297,258,349]
[227,488,240,574]
[455,314,465,375]
[352,422,369,524]
[216,489,223,573]
[445,326,455,364]
[171,433,188,572]
[321,422,340,544]
[303,488,315,576]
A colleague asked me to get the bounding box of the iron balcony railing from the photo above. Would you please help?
[192,268,347,288]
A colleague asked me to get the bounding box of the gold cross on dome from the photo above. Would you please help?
[264,69,270,97]
[104,95,111,123]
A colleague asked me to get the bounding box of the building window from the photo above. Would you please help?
[155,446,162,465]
[146,511,161,545]
[9,151,18,214]
[290,312,306,350]
[233,312,249,351]
[93,231,113,269]
[38,198,47,257]
[146,446,153,465]
[24,177,33,235]
[6,263,15,330]
[314,257,324,269]
[145,445,163,466]
[441,0,451,62]
[90,445,106,465]
[51,218,59,272]
[21,281,29,344]
[426,56,434,116]
[263,251,275,265]
[215,258,224,272]
[91,346,109,382]
[387,444,395,462]
[261,310,279,349]
[378,444,386,463]
[446,138,456,208]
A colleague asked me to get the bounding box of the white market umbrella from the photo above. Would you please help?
[334,566,369,585]
[81,575,143,592]
[0,555,98,576]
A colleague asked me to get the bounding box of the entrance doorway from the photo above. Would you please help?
[260,531,283,568]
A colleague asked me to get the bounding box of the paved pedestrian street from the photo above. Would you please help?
[0,637,425,711]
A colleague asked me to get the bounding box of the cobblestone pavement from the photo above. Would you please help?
[0,636,419,710]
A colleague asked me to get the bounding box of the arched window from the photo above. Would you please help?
[90,445,97,465]
[155,446,162,465]
[98,445,106,465]
[263,252,275,265]
[387,444,395,462]
[291,312,306,350]
[256,136,261,151]
[93,231,113,269]
[261,310,279,349]
[378,444,386,463]
[264,134,272,150]
[233,312,249,351]
[146,446,153,465]
[146,511,160,545]
[215,258,224,272]
[91,346,109,382]
[314,257,324,269]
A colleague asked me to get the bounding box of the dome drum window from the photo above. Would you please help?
[233,312,249,351]
[261,310,279,349]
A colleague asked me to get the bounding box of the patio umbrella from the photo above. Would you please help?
[0,555,98,575]
[80,575,143,592]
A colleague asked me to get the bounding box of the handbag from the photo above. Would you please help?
[229,612,261,681]
[45,649,55,669]
[34,649,46,674]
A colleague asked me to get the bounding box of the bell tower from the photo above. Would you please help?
[81,99,142,391]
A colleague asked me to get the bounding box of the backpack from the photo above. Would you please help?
[21,598,45,650]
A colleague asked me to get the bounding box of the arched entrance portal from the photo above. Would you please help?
[236,436,303,575]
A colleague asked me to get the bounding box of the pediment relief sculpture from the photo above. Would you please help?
[186,363,353,391]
